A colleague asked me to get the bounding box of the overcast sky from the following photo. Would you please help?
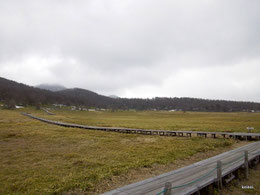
[1,0,260,102]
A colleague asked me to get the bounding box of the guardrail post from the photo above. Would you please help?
[217,160,222,190]
[164,182,172,195]
[196,185,200,194]
[245,150,248,179]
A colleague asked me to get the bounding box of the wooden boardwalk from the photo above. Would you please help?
[22,112,260,141]
[103,141,260,195]
[22,113,260,194]
[41,108,55,115]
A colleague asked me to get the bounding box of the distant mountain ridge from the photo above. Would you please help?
[36,84,67,92]
[0,77,260,112]
[0,77,114,108]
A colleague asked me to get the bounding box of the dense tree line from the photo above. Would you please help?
[114,97,260,112]
[1,77,260,112]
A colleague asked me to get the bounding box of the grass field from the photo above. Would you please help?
[34,108,260,133]
[0,107,259,194]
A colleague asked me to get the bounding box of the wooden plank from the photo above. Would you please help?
[103,141,260,195]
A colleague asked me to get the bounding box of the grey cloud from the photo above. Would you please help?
[0,0,260,101]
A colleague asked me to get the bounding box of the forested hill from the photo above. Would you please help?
[0,77,113,108]
[0,77,260,112]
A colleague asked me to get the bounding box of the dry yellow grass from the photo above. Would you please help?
[0,107,259,194]
[34,108,260,133]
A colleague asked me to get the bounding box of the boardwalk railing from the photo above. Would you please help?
[103,141,260,195]
[22,112,260,141]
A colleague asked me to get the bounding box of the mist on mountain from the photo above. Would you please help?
[36,84,66,92]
